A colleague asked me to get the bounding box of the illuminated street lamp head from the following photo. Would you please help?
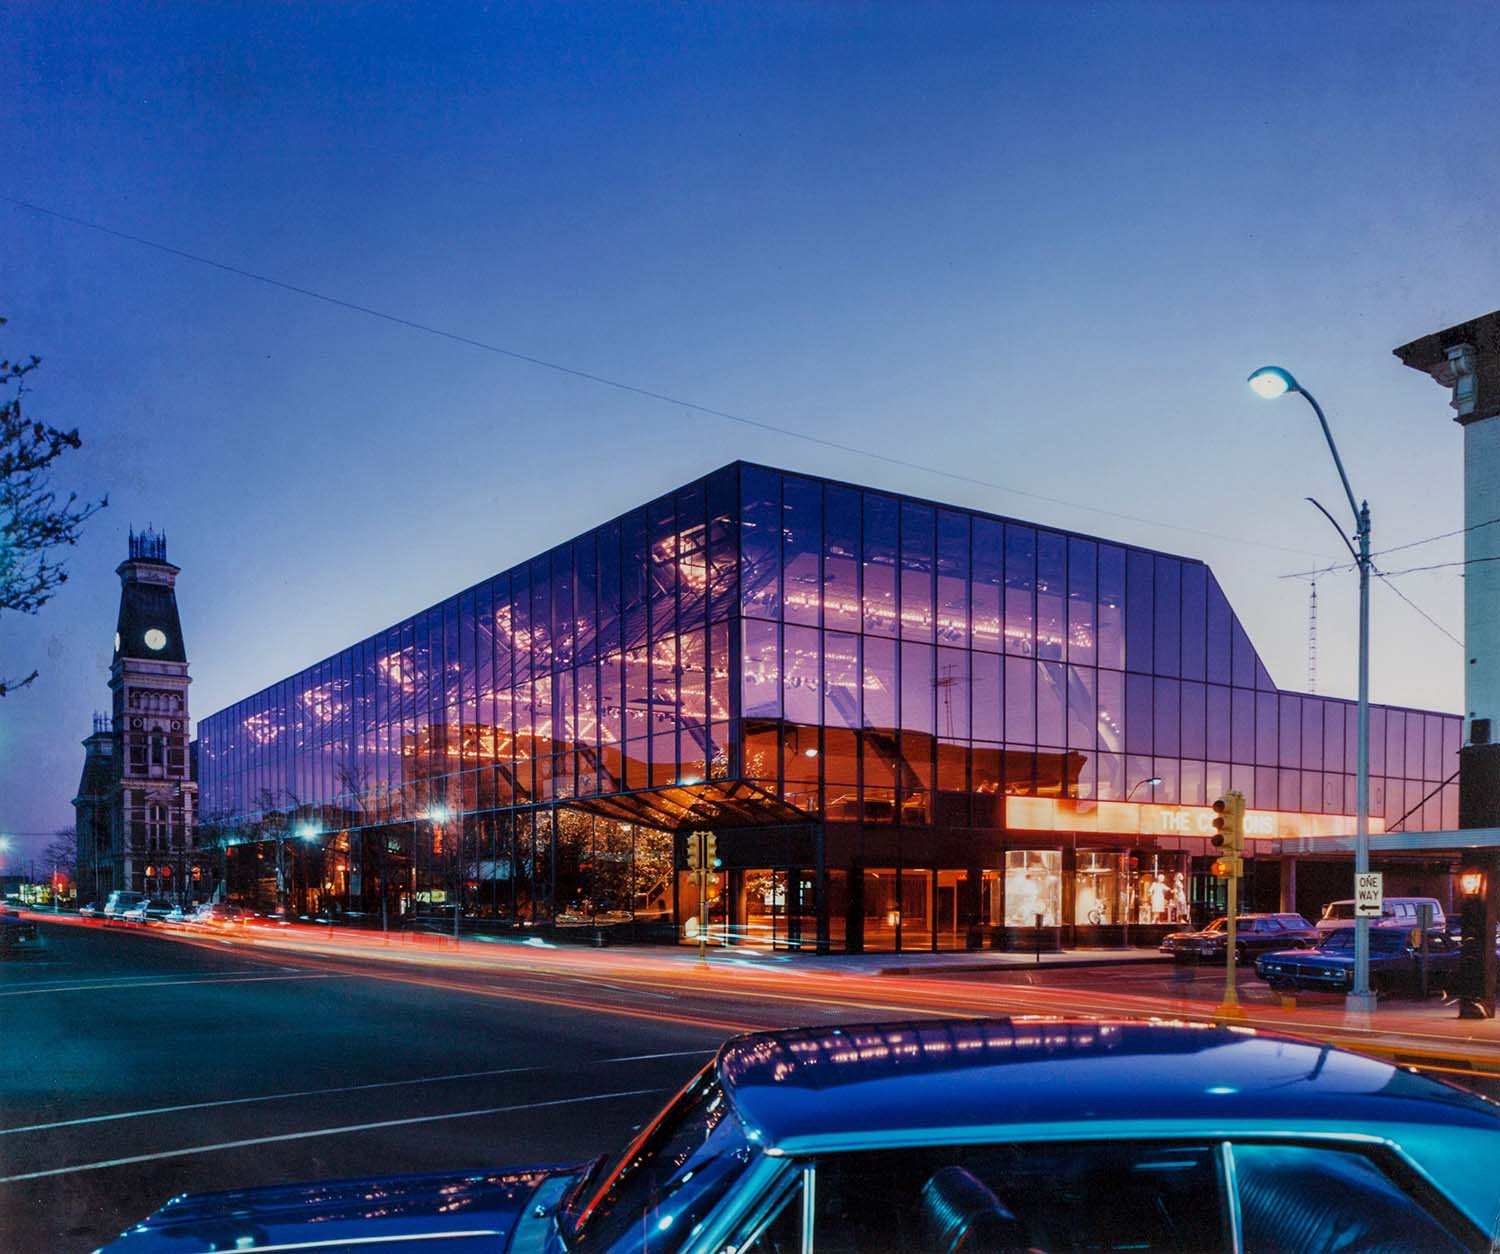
[295,823,321,842]
[423,805,452,823]
[1247,365,1299,399]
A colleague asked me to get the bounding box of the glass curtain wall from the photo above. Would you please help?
[199,462,1463,940]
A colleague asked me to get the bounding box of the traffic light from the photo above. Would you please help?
[1211,791,1246,878]
[687,834,721,872]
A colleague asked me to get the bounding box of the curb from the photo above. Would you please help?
[876,955,1177,976]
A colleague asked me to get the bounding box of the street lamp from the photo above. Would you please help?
[275,822,322,918]
[1114,778,1163,947]
[420,806,459,942]
[1248,365,1375,1016]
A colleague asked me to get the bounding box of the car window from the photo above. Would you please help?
[731,1171,804,1254]
[1231,1142,1479,1252]
[810,1141,1224,1253]
[567,1070,756,1252]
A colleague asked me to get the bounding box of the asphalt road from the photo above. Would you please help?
[0,923,753,1252]
[6,920,1499,1251]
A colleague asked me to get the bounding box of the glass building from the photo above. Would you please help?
[197,462,1461,953]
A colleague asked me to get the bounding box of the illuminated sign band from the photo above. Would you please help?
[1004,796,1385,841]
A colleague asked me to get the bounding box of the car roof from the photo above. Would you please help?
[717,1019,1500,1159]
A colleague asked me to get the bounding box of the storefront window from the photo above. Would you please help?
[1004,849,1061,927]
[1074,851,1124,926]
[1127,851,1190,925]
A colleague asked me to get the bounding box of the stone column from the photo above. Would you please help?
[1279,855,1297,915]
[1395,312,1500,1014]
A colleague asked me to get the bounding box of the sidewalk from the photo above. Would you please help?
[687,944,1173,977]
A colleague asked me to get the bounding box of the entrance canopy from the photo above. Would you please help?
[568,779,812,831]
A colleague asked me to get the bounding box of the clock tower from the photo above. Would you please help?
[104,527,197,899]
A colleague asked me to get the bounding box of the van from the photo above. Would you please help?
[1316,896,1445,935]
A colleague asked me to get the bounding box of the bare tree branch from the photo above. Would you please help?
[1,315,108,694]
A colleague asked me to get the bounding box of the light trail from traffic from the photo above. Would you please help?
[35,912,1500,1079]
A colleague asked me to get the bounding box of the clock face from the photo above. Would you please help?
[114,632,121,652]
[144,628,167,651]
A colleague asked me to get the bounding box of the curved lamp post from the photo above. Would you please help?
[1248,366,1375,1016]
[1117,777,1162,945]
[421,805,458,942]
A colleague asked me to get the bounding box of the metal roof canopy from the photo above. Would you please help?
[1276,828,1500,856]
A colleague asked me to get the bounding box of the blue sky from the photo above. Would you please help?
[3,2,1498,862]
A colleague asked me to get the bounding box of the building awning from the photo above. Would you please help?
[566,780,812,831]
[1278,828,1500,856]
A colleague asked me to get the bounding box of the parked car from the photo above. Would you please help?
[101,1017,1500,1251]
[1255,927,1461,996]
[102,890,149,923]
[0,905,41,956]
[1316,896,1446,936]
[77,901,100,918]
[1159,912,1319,962]
[142,898,177,923]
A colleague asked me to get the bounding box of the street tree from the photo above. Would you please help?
[44,827,77,879]
[1,316,107,695]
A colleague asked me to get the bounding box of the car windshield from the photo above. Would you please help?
[1202,918,1226,934]
[1323,903,1357,920]
[563,1067,757,1251]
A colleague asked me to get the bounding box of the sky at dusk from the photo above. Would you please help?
[3,1,1498,864]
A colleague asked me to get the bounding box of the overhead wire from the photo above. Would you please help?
[1,192,1332,560]
[1280,514,1500,581]
[1373,573,1463,648]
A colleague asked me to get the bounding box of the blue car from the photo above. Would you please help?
[1255,926,1461,997]
[103,1018,1499,1252]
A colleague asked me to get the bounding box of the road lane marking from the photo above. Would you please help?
[0,1088,665,1184]
[0,973,343,998]
[0,1048,714,1136]
[599,1049,715,1064]
[0,969,273,991]
[0,1065,536,1135]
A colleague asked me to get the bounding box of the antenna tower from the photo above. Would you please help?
[1306,582,1318,693]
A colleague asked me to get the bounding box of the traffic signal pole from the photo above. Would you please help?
[697,834,708,964]
[688,833,718,963]
[1213,791,1248,1021]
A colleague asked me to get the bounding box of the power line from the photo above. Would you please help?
[2,192,1333,560]
[1372,514,1500,560]
[1280,514,1500,580]
[1377,554,1500,579]
[1374,573,1463,647]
